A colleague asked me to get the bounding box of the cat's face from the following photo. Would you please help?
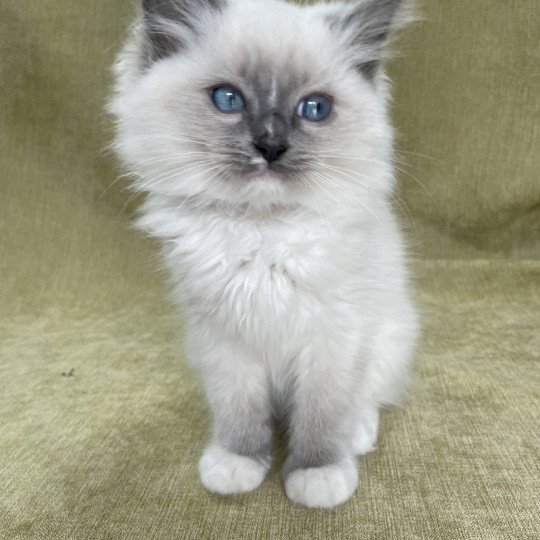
[112,0,405,210]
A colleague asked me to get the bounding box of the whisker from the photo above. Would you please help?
[313,169,382,223]
[307,171,346,209]
[138,160,216,191]
[315,155,441,211]
[96,155,219,203]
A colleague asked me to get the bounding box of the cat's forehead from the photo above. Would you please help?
[213,31,339,106]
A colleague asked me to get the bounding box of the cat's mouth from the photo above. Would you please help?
[243,160,295,182]
[246,165,281,181]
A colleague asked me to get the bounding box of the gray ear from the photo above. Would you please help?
[142,0,223,61]
[328,0,407,78]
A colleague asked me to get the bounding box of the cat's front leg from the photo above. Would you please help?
[283,338,361,509]
[190,330,273,495]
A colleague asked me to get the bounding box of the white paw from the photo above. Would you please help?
[352,408,379,456]
[198,444,270,495]
[284,458,358,508]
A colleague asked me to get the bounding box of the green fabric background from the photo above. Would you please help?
[1,1,538,538]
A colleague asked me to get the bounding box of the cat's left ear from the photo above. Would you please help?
[324,0,411,79]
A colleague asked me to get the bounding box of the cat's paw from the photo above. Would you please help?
[198,444,270,495]
[284,458,358,508]
[352,407,379,456]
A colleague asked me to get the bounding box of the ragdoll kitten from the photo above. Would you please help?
[111,0,419,508]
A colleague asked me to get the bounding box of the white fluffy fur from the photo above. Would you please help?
[111,0,419,508]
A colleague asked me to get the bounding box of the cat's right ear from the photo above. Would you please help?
[142,0,224,62]
[322,0,412,79]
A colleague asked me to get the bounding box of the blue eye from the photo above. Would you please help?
[297,95,332,122]
[211,85,245,113]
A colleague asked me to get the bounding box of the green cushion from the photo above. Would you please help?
[391,1,539,259]
[1,1,538,538]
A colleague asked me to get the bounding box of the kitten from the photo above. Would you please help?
[110,0,419,508]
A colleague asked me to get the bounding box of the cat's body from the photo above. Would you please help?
[111,0,419,508]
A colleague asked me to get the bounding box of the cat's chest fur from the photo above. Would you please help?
[140,197,365,350]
